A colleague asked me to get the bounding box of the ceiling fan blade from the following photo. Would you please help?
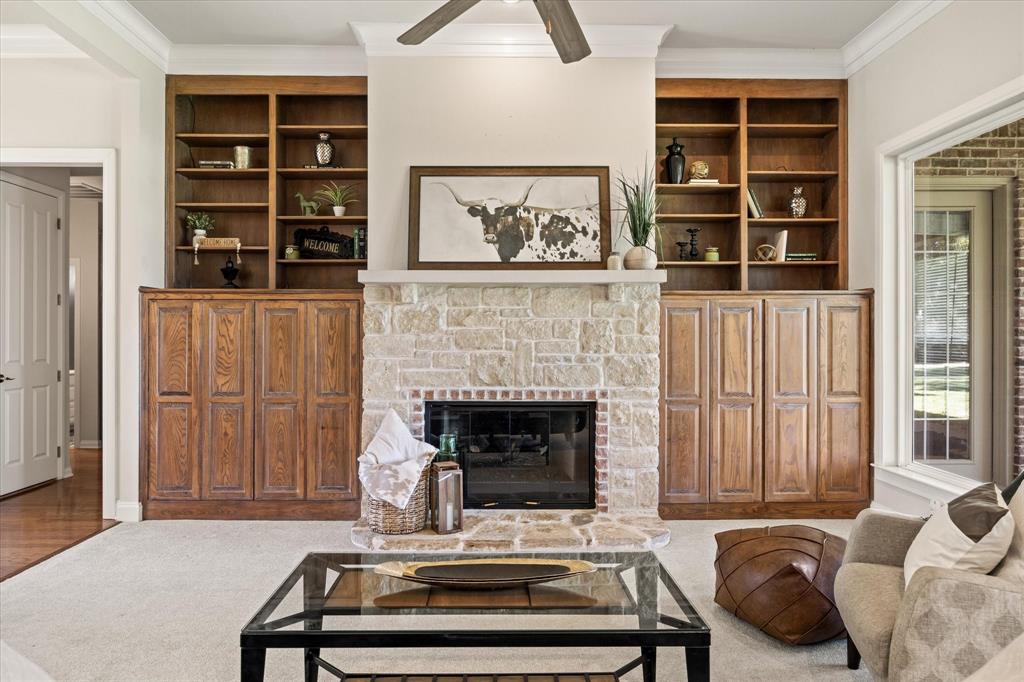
[533,0,591,64]
[397,0,482,45]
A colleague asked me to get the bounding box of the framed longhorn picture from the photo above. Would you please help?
[408,166,611,269]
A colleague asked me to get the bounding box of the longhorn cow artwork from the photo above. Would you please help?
[409,167,610,269]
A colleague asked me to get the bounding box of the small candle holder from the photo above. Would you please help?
[430,461,463,535]
[685,227,702,261]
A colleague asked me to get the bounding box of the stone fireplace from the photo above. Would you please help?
[354,276,669,550]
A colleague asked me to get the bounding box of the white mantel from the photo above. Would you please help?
[358,270,667,286]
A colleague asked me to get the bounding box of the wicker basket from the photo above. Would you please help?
[366,460,433,535]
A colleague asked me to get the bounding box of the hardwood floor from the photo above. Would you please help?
[0,448,117,581]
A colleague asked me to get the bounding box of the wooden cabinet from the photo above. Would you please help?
[146,301,200,500]
[710,299,762,503]
[305,301,360,500]
[818,296,870,502]
[764,298,817,502]
[141,290,361,519]
[660,300,709,503]
[659,291,870,518]
[255,301,306,499]
[199,301,254,500]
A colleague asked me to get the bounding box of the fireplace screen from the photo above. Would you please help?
[424,401,596,509]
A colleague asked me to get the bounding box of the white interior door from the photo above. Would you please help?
[912,189,994,482]
[1,177,61,495]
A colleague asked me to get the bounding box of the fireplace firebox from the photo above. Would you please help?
[424,401,596,509]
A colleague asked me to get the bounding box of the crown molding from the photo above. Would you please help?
[351,22,672,59]
[168,44,367,76]
[842,0,953,76]
[76,0,171,70]
[656,48,845,79]
[0,24,87,59]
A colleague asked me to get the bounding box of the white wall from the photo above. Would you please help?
[368,56,655,270]
[848,0,1024,512]
[848,0,1024,289]
[1,0,166,520]
[69,195,101,446]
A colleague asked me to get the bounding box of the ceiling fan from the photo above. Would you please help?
[398,0,592,64]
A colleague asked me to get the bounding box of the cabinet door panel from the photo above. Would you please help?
[199,302,253,499]
[147,301,199,499]
[152,403,197,498]
[764,299,818,501]
[818,297,870,501]
[306,301,360,500]
[660,300,709,503]
[255,302,305,499]
[710,300,762,502]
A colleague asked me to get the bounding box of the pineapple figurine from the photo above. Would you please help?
[789,186,807,219]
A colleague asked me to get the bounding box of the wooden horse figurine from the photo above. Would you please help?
[295,193,320,216]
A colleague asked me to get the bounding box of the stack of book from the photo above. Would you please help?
[688,178,720,185]
[786,253,819,262]
[197,160,235,169]
[746,188,764,218]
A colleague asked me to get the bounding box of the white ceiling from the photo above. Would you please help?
[129,0,896,50]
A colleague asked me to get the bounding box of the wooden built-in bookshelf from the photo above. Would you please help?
[166,76,368,289]
[655,79,847,291]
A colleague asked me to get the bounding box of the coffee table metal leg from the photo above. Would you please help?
[641,646,656,682]
[304,559,326,682]
[304,648,320,682]
[241,647,266,682]
[684,646,710,682]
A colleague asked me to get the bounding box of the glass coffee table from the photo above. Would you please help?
[241,551,710,682]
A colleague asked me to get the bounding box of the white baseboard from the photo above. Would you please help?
[115,501,142,522]
[76,440,102,449]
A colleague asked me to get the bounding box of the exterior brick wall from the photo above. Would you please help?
[916,119,1024,477]
[361,283,661,513]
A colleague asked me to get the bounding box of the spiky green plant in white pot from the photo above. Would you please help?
[314,182,359,216]
[617,164,661,270]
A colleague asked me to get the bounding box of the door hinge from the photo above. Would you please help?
[56,218,61,230]
[57,294,61,306]
[57,446,61,459]
[57,369,61,382]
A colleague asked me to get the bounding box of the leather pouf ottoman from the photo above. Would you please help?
[713,525,847,645]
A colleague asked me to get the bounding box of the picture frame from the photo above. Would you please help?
[408,166,611,269]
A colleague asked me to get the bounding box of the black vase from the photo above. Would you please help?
[220,258,240,288]
[666,137,686,184]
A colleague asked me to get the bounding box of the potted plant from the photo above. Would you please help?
[617,164,661,270]
[185,211,215,248]
[314,181,359,216]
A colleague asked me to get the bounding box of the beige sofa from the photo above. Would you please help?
[834,509,1024,681]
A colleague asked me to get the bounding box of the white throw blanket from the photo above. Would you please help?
[357,409,436,509]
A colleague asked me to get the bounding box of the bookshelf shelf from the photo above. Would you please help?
[748,218,838,226]
[175,133,270,147]
[276,215,367,224]
[656,183,739,194]
[167,76,368,289]
[656,79,847,291]
[659,261,740,267]
[276,259,367,266]
[657,213,741,223]
[656,123,739,138]
[175,168,269,179]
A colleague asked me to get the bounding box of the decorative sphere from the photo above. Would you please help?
[755,244,777,262]
[689,160,710,180]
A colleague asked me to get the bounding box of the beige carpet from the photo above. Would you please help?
[0,519,870,681]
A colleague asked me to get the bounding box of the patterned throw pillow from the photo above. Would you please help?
[994,476,1024,582]
[904,483,1015,588]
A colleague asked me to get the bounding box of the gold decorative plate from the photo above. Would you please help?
[374,558,596,590]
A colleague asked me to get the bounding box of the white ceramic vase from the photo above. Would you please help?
[623,244,657,270]
[192,228,207,248]
[332,206,346,217]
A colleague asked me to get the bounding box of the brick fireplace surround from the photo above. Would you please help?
[353,280,670,551]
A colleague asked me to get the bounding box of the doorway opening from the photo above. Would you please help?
[911,119,1021,485]
[0,165,115,580]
